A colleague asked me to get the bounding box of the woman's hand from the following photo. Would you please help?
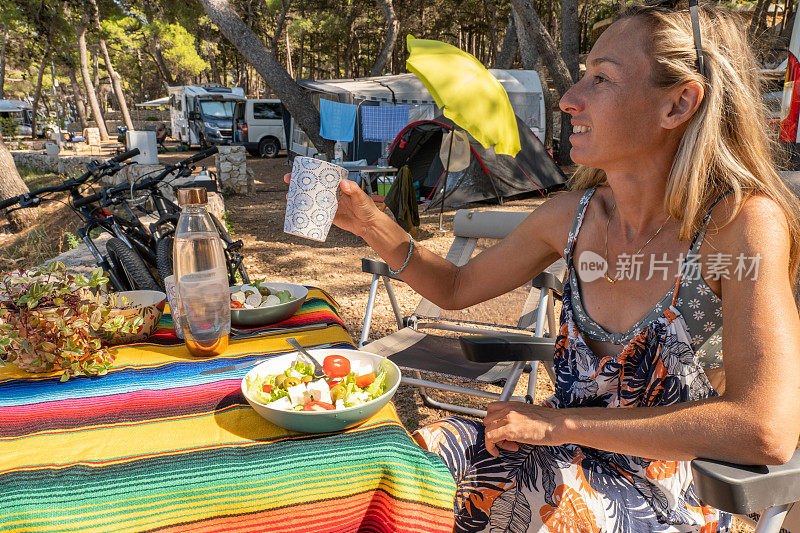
[283,173,382,238]
[483,402,566,457]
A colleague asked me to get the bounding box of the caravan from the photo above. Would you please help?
[289,70,546,164]
[0,99,58,138]
[168,84,246,148]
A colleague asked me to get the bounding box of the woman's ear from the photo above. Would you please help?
[662,81,704,130]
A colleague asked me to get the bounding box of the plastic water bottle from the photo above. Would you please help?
[333,141,344,164]
[173,187,230,357]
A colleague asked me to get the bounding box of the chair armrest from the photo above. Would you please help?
[532,271,563,298]
[362,257,403,281]
[459,334,556,363]
[690,448,800,515]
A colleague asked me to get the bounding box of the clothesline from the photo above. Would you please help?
[319,99,410,143]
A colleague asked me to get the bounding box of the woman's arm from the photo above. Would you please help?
[484,196,800,464]
[330,179,575,310]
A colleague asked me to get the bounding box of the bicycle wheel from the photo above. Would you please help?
[156,237,174,282]
[106,238,162,292]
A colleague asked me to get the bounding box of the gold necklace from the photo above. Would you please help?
[603,204,671,284]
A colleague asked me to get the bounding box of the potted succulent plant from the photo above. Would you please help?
[0,262,143,381]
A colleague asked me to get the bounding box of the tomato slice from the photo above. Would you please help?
[327,379,342,389]
[355,372,375,388]
[322,355,351,378]
[262,383,273,393]
[302,401,335,411]
[231,301,243,309]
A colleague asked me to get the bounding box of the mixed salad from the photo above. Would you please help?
[230,280,298,309]
[245,354,389,411]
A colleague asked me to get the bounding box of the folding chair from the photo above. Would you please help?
[358,208,565,417]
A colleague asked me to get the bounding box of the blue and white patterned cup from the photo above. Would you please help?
[284,156,348,242]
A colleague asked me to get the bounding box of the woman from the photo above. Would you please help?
[288,3,800,531]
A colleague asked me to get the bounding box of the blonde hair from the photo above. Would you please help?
[570,1,800,278]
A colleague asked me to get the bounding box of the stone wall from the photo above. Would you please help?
[11,151,97,177]
[215,145,254,195]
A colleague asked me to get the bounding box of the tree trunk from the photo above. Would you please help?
[77,22,109,140]
[750,0,770,35]
[152,42,176,86]
[0,139,35,231]
[511,0,573,98]
[87,0,134,131]
[496,15,518,69]
[69,68,89,131]
[30,43,51,140]
[483,0,499,65]
[370,0,400,76]
[514,8,553,151]
[511,0,574,163]
[197,0,335,156]
[0,23,7,100]
[559,0,579,164]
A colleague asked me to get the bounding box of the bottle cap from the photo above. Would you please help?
[177,187,208,206]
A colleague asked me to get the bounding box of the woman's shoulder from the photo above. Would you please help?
[704,193,792,261]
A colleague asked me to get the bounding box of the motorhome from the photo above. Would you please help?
[0,99,57,138]
[168,85,246,148]
[232,99,286,158]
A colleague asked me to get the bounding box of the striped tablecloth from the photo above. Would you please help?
[0,288,456,532]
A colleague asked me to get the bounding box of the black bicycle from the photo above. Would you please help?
[0,148,248,291]
[0,148,152,291]
[69,147,248,288]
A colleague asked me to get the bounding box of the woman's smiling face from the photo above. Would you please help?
[559,17,676,171]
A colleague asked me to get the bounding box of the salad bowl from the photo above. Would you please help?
[230,282,308,327]
[241,348,401,433]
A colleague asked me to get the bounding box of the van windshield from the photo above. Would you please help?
[200,100,235,119]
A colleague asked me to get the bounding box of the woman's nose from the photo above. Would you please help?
[559,84,583,115]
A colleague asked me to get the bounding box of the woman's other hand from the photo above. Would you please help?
[483,402,566,457]
[283,173,382,237]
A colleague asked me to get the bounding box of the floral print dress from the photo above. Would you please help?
[413,189,731,533]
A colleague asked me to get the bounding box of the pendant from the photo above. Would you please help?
[605,273,617,284]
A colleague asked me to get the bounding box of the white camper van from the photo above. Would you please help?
[232,99,286,158]
[168,84,246,148]
[0,100,58,138]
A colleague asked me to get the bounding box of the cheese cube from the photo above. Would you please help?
[268,396,292,411]
[335,399,345,410]
[286,383,310,406]
[307,379,332,404]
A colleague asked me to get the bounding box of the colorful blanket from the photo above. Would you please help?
[0,289,456,532]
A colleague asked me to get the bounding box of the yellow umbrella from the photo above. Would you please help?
[405,35,521,157]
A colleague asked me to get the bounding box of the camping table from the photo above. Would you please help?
[346,165,400,195]
[0,288,456,533]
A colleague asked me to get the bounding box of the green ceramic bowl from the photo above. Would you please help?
[230,282,308,327]
[241,348,401,433]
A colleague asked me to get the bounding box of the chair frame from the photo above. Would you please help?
[358,208,563,417]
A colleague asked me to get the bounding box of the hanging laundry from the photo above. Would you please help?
[362,105,410,142]
[319,98,358,142]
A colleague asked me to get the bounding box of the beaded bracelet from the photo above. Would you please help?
[388,235,414,276]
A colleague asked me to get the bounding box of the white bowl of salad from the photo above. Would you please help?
[230,281,308,327]
[241,348,401,433]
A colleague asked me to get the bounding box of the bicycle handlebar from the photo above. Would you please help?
[2,148,216,212]
[111,148,140,164]
[0,149,140,211]
[179,146,218,167]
